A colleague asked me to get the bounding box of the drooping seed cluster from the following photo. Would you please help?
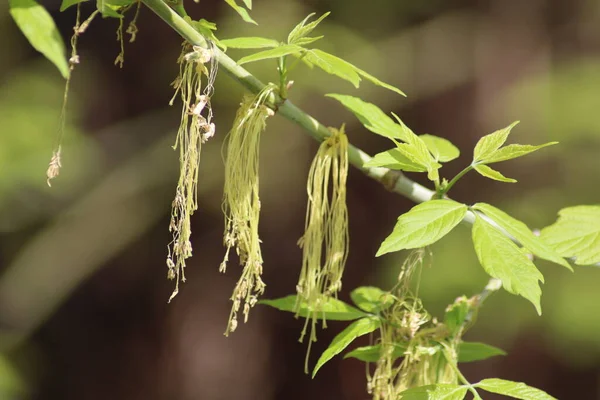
[166,42,218,302]
[220,86,275,335]
[295,126,349,370]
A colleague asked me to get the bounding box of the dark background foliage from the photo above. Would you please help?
[1,0,599,399]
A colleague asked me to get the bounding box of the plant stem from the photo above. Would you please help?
[441,165,473,196]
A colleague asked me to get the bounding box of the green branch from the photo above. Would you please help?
[141,0,434,202]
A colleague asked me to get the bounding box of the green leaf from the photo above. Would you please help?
[9,0,69,79]
[326,94,407,140]
[260,295,367,321]
[482,142,558,164]
[344,343,407,362]
[220,37,279,49]
[390,113,440,181]
[349,64,405,96]
[307,49,404,96]
[398,384,469,400]
[444,296,470,337]
[288,12,330,45]
[472,215,544,314]
[364,149,428,171]
[313,317,380,377]
[473,121,519,163]
[458,342,506,363]
[97,0,134,18]
[473,203,572,270]
[473,164,517,183]
[377,200,468,256]
[475,378,557,400]
[350,286,393,313]
[291,35,324,46]
[420,134,460,163]
[395,142,441,182]
[237,44,304,65]
[60,0,88,11]
[223,0,257,25]
[241,0,251,8]
[304,49,361,88]
[344,342,504,364]
[540,205,600,265]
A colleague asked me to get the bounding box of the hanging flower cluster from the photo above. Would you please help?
[166,42,218,302]
[220,86,275,335]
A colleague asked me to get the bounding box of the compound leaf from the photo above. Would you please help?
[473,121,519,163]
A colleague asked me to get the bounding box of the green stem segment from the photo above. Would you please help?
[441,165,473,197]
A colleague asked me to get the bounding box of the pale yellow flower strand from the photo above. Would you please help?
[220,86,275,335]
[295,126,349,372]
[166,42,217,302]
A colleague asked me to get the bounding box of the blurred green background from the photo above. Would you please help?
[1,0,599,399]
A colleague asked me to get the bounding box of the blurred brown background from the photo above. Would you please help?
[1,0,600,399]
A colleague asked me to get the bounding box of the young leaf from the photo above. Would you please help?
[444,296,470,337]
[326,94,407,140]
[482,142,558,164]
[307,49,404,95]
[363,149,428,171]
[398,384,469,400]
[9,0,69,78]
[377,200,468,256]
[344,343,407,362]
[540,205,600,265]
[457,342,506,363]
[390,113,440,181]
[287,12,330,45]
[241,0,251,8]
[472,203,572,270]
[349,63,405,96]
[60,0,88,11]
[420,134,460,163]
[350,286,392,313]
[472,216,544,314]
[473,164,517,183]
[313,317,380,377]
[291,35,324,47]
[223,0,257,25]
[237,44,304,65]
[304,50,361,88]
[220,37,279,49]
[260,295,367,321]
[96,0,133,18]
[473,121,519,163]
[475,378,557,400]
[395,143,441,182]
